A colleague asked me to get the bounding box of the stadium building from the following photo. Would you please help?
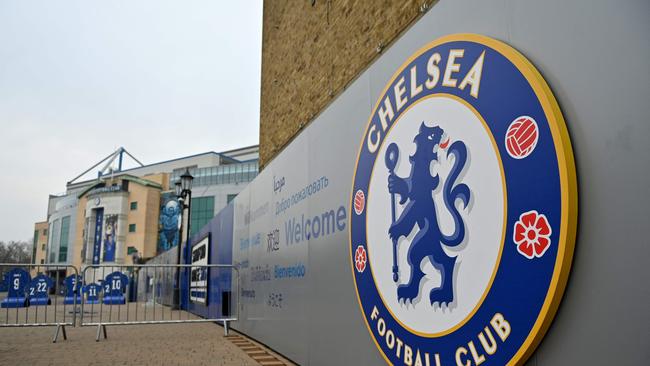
[32,146,259,282]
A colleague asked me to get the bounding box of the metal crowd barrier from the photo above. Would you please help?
[80,264,239,341]
[0,263,80,342]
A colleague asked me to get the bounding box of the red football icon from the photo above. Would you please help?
[354,189,365,215]
[505,116,539,159]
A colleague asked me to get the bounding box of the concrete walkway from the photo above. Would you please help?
[0,322,287,366]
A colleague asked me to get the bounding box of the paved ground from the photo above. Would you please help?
[0,321,299,366]
[0,323,262,366]
[0,297,293,366]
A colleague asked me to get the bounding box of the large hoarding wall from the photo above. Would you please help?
[219,1,648,365]
[232,112,372,362]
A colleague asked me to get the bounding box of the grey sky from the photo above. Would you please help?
[0,1,263,241]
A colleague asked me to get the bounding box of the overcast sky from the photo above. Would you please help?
[0,1,263,242]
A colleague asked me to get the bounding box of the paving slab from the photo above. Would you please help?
[0,323,260,366]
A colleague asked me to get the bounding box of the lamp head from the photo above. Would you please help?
[180,168,193,192]
[175,180,182,198]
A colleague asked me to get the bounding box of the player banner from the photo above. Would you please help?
[92,208,104,265]
[102,214,118,262]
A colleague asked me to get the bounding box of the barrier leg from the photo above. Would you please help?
[52,324,68,343]
[53,325,61,343]
[96,324,107,342]
[223,320,229,336]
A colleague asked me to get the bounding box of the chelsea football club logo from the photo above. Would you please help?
[349,34,577,365]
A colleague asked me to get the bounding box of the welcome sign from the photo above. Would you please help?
[349,34,577,365]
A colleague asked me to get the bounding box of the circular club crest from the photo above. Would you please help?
[349,34,577,366]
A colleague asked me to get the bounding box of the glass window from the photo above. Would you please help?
[59,216,70,262]
[32,230,39,263]
[129,224,136,233]
[189,196,215,236]
[168,162,259,188]
[46,223,52,263]
[130,201,138,210]
[49,219,60,263]
[43,229,47,235]
[227,194,237,204]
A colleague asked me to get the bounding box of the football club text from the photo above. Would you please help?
[370,307,511,366]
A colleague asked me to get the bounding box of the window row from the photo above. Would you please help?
[169,161,259,188]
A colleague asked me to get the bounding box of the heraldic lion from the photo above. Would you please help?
[387,122,470,306]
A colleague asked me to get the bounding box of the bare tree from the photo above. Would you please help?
[0,240,33,263]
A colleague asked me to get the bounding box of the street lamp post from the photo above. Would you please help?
[180,169,194,242]
[174,169,193,310]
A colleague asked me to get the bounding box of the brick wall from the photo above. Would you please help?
[260,0,436,166]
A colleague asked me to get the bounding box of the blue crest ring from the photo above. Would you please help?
[349,34,578,366]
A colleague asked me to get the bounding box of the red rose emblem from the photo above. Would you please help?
[355,246,367,273]
[513,210,552,259]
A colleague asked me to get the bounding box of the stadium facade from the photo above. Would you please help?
[32,146,259,281]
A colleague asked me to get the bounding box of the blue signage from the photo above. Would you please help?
[83,283,102,304]
[93,208,104,264]
[63,274,82,305]
[158,192,181,253]
[27,274,54,306]
[102,271,128,305]
[102,214,117,262]
[1,268,30,308]
[349,34,577,365]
